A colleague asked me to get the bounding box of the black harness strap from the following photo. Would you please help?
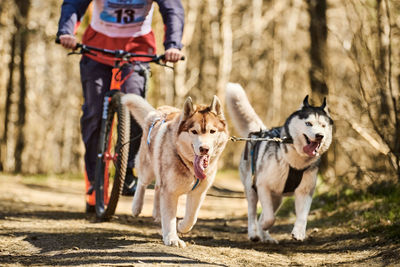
[246,128,309,194]
[246,128,279,192]
[283,166,308,193]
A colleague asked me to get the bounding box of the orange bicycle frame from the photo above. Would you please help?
[86,66,122,206]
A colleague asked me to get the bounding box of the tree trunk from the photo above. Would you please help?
[196,2,207,102]
[216,0,232,102]
[307,0,332,179]
[1,33,17,171]
[382,0,399,182]
[174,0,200,106]
[307,0,328,100]
[13,0,31,173]
[376,0,391,128]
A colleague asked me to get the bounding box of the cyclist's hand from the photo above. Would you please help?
[164,48,184,63]
[59,34,77,50]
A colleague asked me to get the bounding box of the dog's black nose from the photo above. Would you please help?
[315,134,324,140]
[200,146,209,155]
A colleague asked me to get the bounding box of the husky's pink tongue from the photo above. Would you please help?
[303,142,319,157]
[194,155,209,180]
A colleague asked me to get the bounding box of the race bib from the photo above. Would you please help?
[100,0,150,25]
[91,0,154,37]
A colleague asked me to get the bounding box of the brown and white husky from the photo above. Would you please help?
[122,94,229,247]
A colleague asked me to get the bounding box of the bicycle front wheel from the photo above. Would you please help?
[95,91,130,220]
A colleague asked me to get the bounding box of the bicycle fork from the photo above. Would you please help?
[94,68,121,213]
[95,94,113,211]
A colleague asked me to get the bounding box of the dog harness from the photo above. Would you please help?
[191,178,200,190]
[245,128,309,194]
[147,118,165,147]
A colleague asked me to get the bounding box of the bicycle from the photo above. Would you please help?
[56,38,183,220]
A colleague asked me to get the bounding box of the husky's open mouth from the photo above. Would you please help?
[303,134,321,157]
[194,155,209,180]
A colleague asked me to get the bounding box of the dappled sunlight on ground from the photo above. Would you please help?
[0,173,399,266]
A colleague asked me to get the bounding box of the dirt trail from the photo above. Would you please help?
[0,174,398,266]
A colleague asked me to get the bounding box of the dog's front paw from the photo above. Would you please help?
[256,226,278,244]
[291,227,306,241]
[163,235,186,248]
[152,210,161,223]
[131,203,141,217]
[260,233,279,244]
[177,219,193,234]
[249,235,260,242]
[153,216,161,223]
[248,231,260,242]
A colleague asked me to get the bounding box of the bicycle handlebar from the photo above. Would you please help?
[55,37,185,63]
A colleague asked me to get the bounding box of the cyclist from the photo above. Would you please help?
[56,0,184,212]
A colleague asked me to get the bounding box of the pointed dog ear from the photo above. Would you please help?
[182,96,194,119]
[303,95,310,107]
[210,95,225,119]
[299,95,310,109]
[210,95,222,115]
[321,97,327,109]
[320,97,331,115]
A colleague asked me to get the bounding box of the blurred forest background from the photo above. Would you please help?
[0,0,399,190]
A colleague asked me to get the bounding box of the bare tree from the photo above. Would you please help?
[13,0,31,173]
[307,0,328,100]
[332,0,400,183]
[216,0,232,102]
[2,33,16,171]
[306,0,335,179]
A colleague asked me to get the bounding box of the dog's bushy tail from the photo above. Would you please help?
[122,94,155,129]
[225,83,266,136]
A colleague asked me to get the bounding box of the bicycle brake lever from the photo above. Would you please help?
[158,62,174,69]
[67,51,82,56]
[67,47,96,56]
[154,55,175,69]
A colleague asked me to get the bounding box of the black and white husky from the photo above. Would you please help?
[225,83,333,243]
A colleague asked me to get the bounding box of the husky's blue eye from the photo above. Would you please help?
[191,130,198,135]
[305,122,313,127]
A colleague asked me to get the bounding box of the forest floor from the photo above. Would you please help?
[0,172,399,266]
